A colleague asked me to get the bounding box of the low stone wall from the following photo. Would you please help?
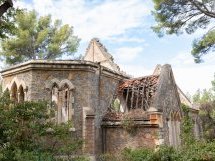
[102,120,159,154]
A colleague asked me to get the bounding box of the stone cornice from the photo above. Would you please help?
[101,120,159,128]
[1,60,130,79]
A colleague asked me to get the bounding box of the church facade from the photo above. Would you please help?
[0,38,201,160]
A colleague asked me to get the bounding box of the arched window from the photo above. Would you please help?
[51,83,59,107]
[11,82,18,103]
[61,84,70,123]
[51,83,59,122]
[18,85,25,103]
[47,79,74,124]
[168,111,181,148]
[168,112,174,146]
[194,117,200,139]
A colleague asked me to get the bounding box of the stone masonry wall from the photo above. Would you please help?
[84,115,95,155]
[1,71,32,101]
[103,126,158,154]
[1,61,127,158]
[152,65,182,145]
[30,67,123,153]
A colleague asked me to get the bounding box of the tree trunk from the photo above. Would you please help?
[0,0,13,17]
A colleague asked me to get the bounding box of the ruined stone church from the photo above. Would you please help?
[0,38,201,160]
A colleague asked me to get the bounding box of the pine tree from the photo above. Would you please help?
[1,10,80,65]
[152,0,215,63]
[0,0,19,38]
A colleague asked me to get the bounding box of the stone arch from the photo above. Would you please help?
[59,79,75,91]
[45,79,75,123]
[45,78,60,90]
[50,83,59,122]
[9,78,28,102]
[5,87,9,92]
[3,87,10,96]
[9,77,18,90]
[3,84,10,92]
[175,112,181,121]
[9,77,28,91]
[11,82,18,102]
[175,111,181,146]
[19,80,27,90]
[58,79,75,123]
[168,111,181,147]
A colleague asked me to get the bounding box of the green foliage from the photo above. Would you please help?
[0,92,87,161]
[121,148,154,161]
[0,83,2,97]
[212,74,215,93]
[192,75,215,140]
[152,0,215,63]
[100,104,215,161]
[192,74,215,104]
[199,101,215,140]
[99,153,119,161]
[111,98,120,112]
[152,146,179,161]
[179,141,215,161]
[100,104,211,161]
[121,116,137,134]
[193,89,214,104]
[181,103,195,145]
[100,142,215,161]
[0,0,21,38]
[192,29,215,63]
[0,10,80,65]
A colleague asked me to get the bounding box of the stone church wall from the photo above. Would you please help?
[0,60,128,159]
[102,126,158,153]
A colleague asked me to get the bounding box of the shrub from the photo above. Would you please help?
[0,92,87,161]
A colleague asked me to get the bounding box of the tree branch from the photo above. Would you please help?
[0,0,13,17]
[189,0,215,18]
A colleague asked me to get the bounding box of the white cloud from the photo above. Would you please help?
[114,47,143,63]
[16,0,151,42]
[169,51,215,95]
[170,50,215,67]
[14,0,215,96]
[109,37,145,43]
[119,64,153,78]
[173,65,215,95]
[170,51,195,66]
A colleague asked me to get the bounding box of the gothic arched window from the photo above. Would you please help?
[60,84,70,123]
[51,83,59,122]
[168,111,181,148]
[18,85,25,103]
[11,82,18,103]
[47,79,74,124]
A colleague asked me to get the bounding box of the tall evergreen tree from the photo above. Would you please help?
[0,0,19,38]
[152,0,215,63]
[1,10,80,65]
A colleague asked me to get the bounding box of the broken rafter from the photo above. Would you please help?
[141,86,145,110]
[130,85,135,109]
[135,86,140,109]
[145,90,150,110]
[118,74,159,112]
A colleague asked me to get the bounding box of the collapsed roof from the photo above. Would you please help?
[117,75,160,111]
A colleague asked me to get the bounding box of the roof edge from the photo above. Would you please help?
[0,59,130,78]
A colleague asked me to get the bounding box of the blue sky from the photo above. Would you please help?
[15,0,215,96]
